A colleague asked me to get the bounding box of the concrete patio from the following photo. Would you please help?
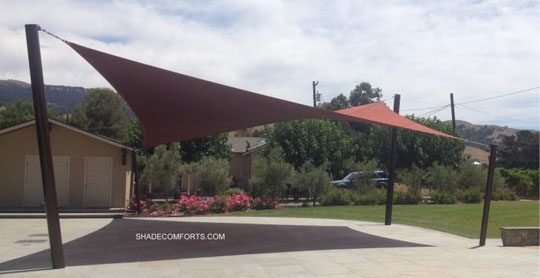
[0,216,538,277]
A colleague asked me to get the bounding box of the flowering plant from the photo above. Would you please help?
[177,195,210,215]
[226,193,252,212]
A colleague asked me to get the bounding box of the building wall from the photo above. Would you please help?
[0,123,132,208]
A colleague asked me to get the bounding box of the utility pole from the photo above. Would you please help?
[479,144,497,246]
[25,24,65,269]
[450,93,456,132]
[385,94,400,225]
[312,81,319,107]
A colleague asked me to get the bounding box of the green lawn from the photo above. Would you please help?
[230,201,539,238]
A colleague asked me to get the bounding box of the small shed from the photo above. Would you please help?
[0,119,133,209]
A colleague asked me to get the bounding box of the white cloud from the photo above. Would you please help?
[0,0,538,129]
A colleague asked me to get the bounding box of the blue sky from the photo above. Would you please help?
[0,0,538,129]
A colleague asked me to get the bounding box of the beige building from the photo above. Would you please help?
[0,119,133,209]
[227,136,266,190]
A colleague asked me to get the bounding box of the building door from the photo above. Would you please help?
[24,156,70,207]
[84,157,112,208]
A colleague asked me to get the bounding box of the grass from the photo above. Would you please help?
[230,201,539,238]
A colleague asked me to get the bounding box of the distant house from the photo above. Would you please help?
[0,119,133,209]
[227,136,267,190]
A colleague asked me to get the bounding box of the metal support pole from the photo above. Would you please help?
[479,144,497,246]
[385,94,400,225]
[450,93,456,132]
[25,24,65,269]
[312,81,319,107]
[133,151,141,214]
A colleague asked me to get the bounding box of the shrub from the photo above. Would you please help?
[294,162,331,205]
[457,161,486,190]
[320,187,352,206]
[461,188,482,203]
[352,189,386,205]
[431,190,457,204]
[208,196,228,213]
[224,188,245,195]
[493,188,519,201]
[177,195,210,215]
[500,168,539,198]
[226,193,252,211]
[393,189,422,205]
[140,144,183,195]
[251,147,294,198]
[197,156,230,196]
[128,194,154,214]
[426,163,459,195]
[398,165,427,190]
[251,197,280,210]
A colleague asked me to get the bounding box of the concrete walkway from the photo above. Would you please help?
[0,217,538,277]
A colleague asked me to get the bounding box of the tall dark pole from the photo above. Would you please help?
[312,81,319,107]
[385,94,400,225]
[25,24,65,269]
[479,144,497,246]
[450,93,456,132]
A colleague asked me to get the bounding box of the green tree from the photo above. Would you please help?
[251,147,294,199]
[498,130,539,169]
[269,119,356,178]
[71,88,130,142]
[140,143,183,195]
[124,118,144,149]
[364,116,464,169]
[294,162,331,205]
[348,82,382,106]
[0,99,61,129]
[180,134,232,163]
[320,93,350,111]
[196,156,230,196]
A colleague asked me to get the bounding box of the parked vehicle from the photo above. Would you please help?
[331,170,388,188]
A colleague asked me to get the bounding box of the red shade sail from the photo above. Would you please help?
[335,102,455,138]
[65,41,455,147]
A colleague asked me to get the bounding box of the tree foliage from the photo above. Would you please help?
[348,82,383,106]
[71,88,130,142]
[140,143,183,194]
[196,156,230,196]
[180,134,231,163]
[364,116,464,169]
[498,130,539,169]
[269,119,356,178]
[0,99,61,129]
[251,147,294,199]
[294,162,331,205]
[320,82,382,111]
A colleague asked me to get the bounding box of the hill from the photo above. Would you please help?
[452,120,522,145]
[0,79,86,113]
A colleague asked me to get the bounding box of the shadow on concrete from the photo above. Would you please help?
[0,218,429,273]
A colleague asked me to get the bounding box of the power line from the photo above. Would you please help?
[457,104,532,124]
[401,86,539,111]
[456,86,540,105]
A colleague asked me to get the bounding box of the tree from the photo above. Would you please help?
[196,156,230,196]
[0,99,61,129]
[251,147,294,199]
[269,119,356,178]
[140,143,183,195]
[498,130,539,169]
[348,82,382,106]
[363,116,464,169]
[71,88,130,142]
[294,162,331,205]
[124,118,144,149]
[180,134,232,163]
[320,93,350,111]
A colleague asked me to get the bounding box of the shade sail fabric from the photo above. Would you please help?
[335,102,455,138]
[65,41,455,147]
